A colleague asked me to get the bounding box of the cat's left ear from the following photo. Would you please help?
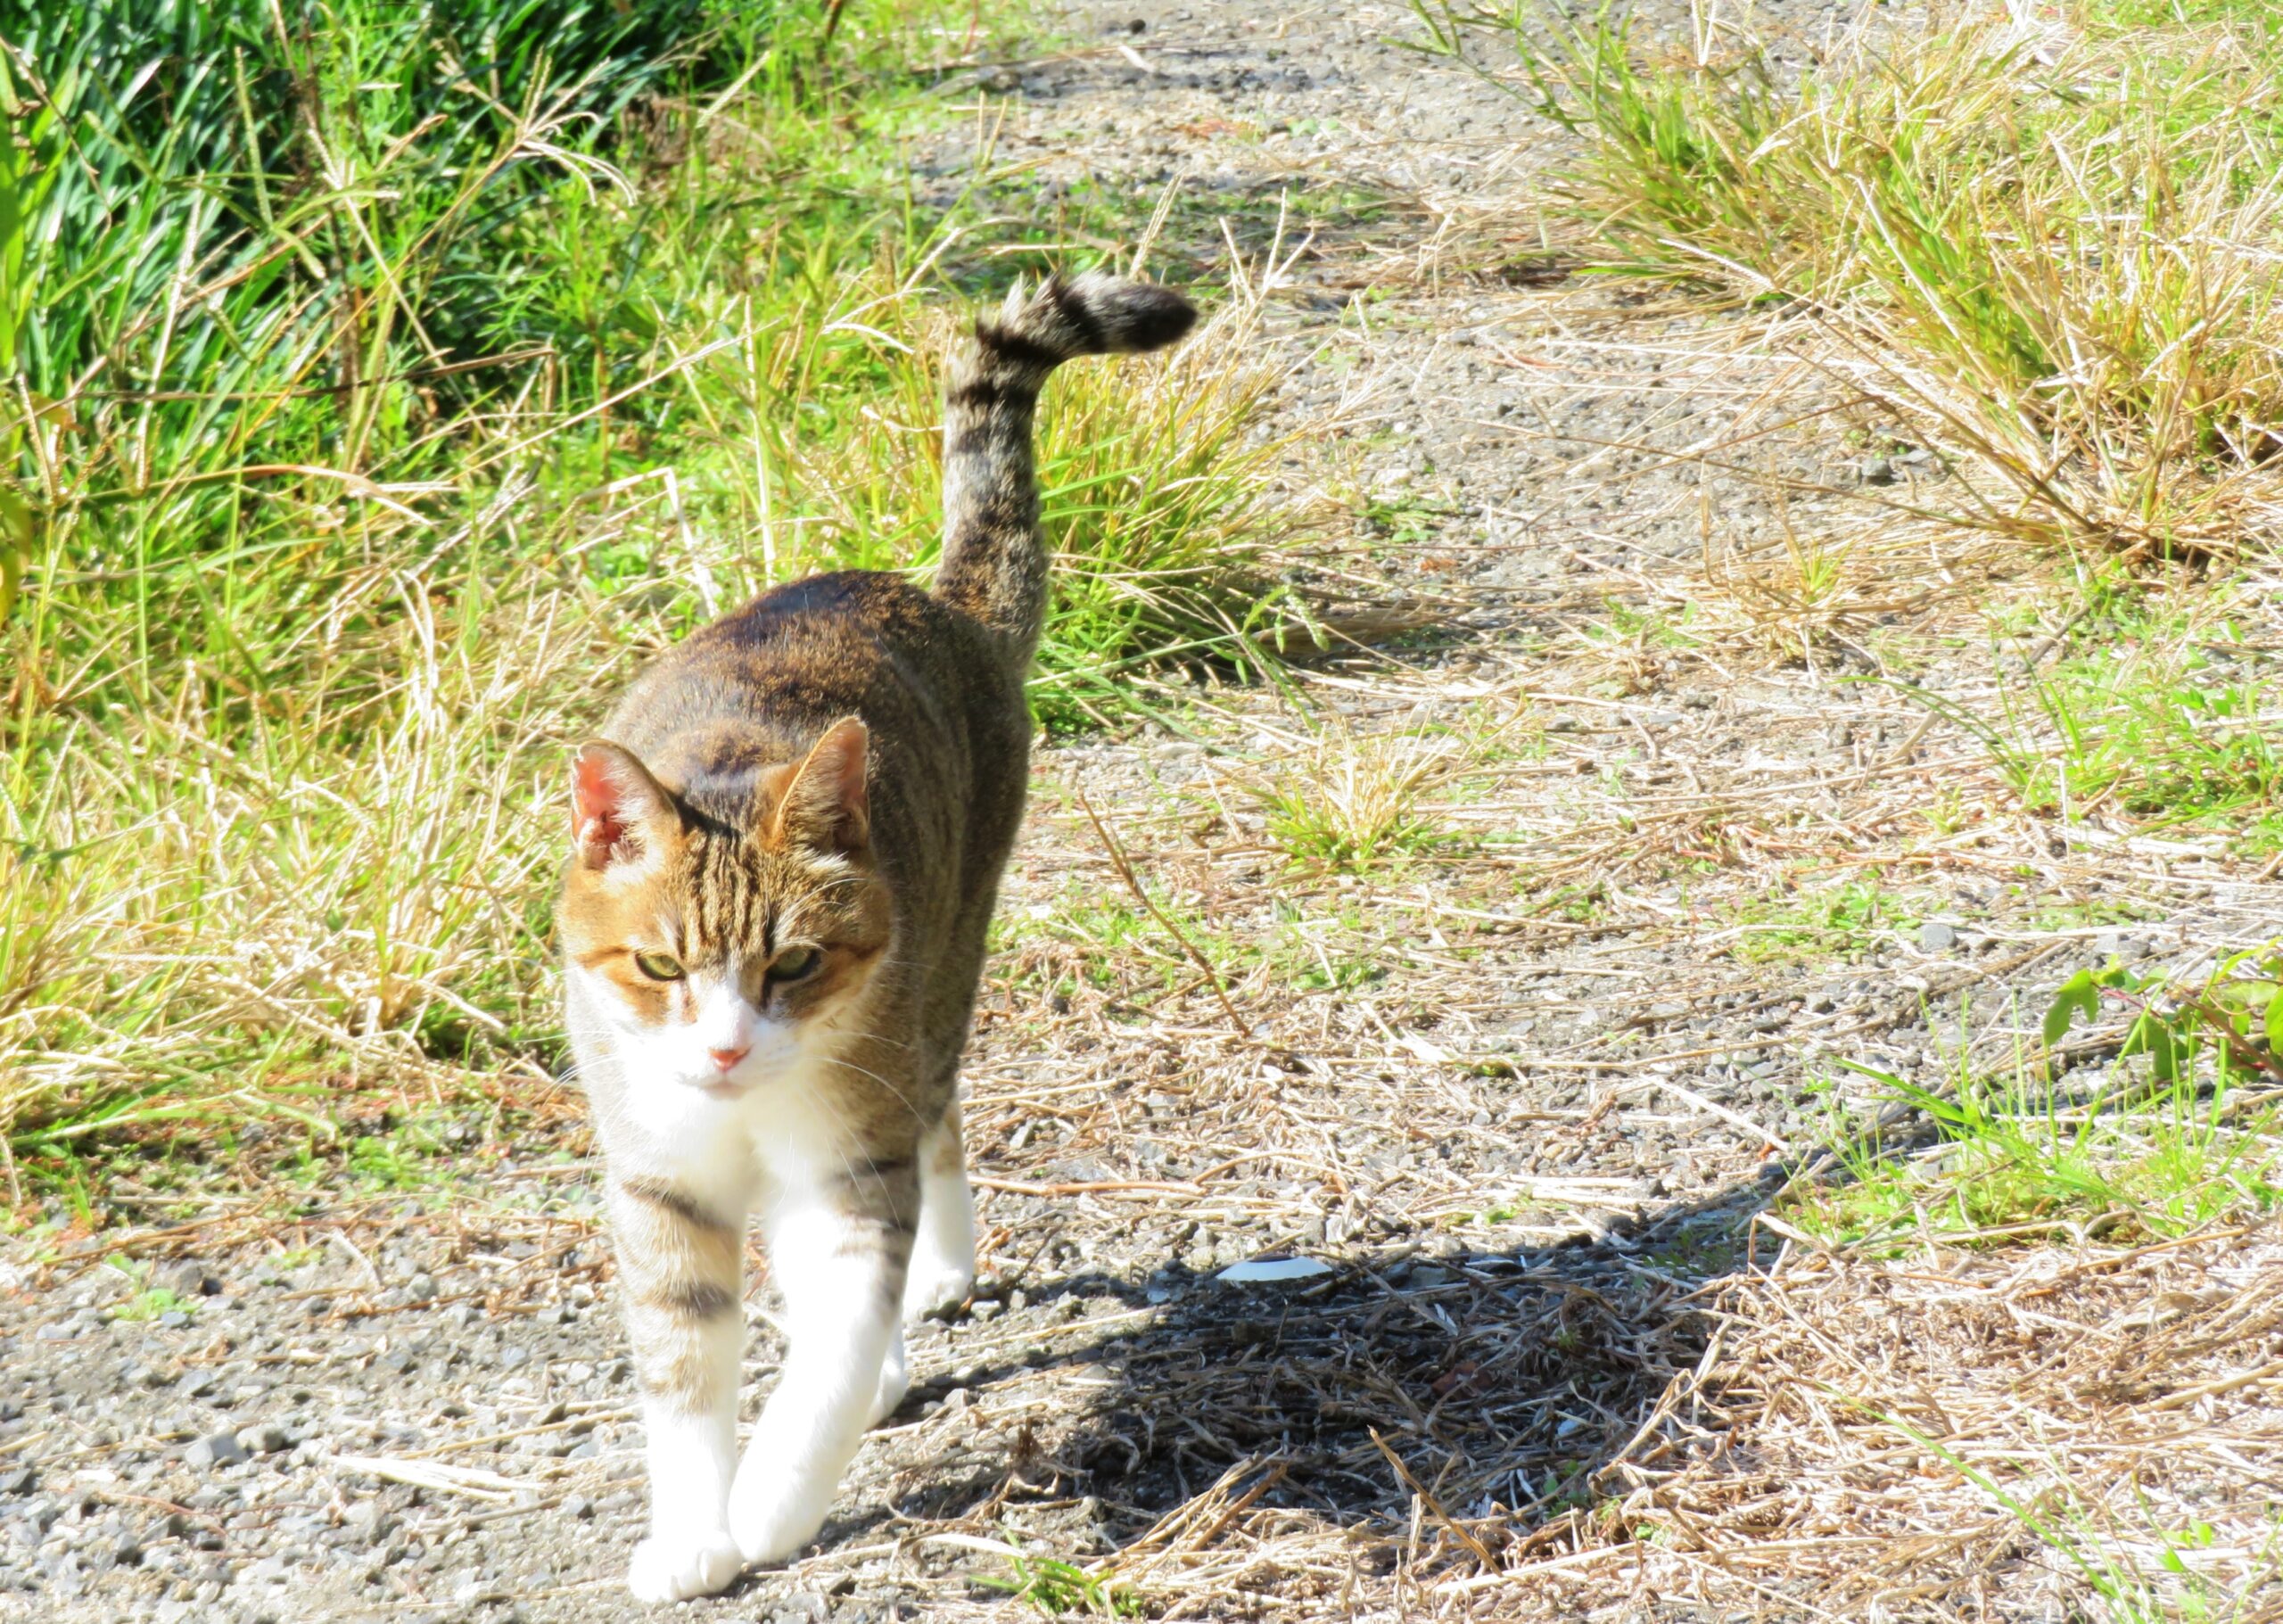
[571,741,675,871]
[765,717,870,855]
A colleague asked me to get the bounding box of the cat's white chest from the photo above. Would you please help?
[619,1050,846,1201]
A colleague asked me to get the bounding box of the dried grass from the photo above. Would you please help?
[1490,1230,2283,1621]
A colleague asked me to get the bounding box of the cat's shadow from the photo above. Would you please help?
[778,1173,1781,1602]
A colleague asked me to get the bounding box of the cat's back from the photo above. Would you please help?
[610,570,1014,742]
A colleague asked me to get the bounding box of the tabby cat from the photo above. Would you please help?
[556,274,1196,1601]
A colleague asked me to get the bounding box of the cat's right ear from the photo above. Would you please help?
[571,742,673,871]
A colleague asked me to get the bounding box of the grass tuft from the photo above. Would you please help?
[977,1547,1142,1619]
[1894,609,2283,842]
[1248,715,1467,872]
[741,255,1322,732]
[1793,951,2283,1250]
[1438,0,2283,559]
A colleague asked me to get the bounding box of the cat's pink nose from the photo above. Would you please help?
[708,1045,749,1073]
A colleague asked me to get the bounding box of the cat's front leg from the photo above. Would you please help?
[611,1176,748,1603]
[729,1168,915,1565]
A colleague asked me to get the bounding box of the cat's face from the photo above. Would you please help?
[557,720,891,1099]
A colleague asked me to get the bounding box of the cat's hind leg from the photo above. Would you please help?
[901,1102,976,1321]
[869,1323,911,1428]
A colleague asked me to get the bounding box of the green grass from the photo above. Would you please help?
[1798,1057,2282,1249]
[100,1256,198,1322]
[976,1546,1142,1618]
[1427,0,2283,560]
[1727,878,1906,964]
[1791,978,2283,1250]
[993,886,1207,1001]
[0,0,1315,1175]
[1894,606,2283,839]
[1249,721,1465,873]
[1362,493,1455,549]
[1875,1417,2252,1624]
[989,864,1427,1020]
[771,274,1315,733]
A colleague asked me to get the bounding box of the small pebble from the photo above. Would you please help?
[235,1422,291,1455]
[185,1433,249,1470]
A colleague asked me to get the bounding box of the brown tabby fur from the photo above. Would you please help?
[551,273,1195,1595]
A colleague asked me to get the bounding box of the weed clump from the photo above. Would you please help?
[1433,0,2283,559]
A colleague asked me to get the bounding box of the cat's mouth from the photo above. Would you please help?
[697,1076,751,1101]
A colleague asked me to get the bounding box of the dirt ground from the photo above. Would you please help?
[6,3,2281,1620]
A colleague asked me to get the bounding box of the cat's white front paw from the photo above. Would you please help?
[627,1527,742,1603]
[901,1257,975,1321]
[728,1471,832,1567]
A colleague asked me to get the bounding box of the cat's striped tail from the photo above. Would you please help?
[933,273,1196,653]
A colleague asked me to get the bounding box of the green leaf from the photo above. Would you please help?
[2212,979,2278,1038]
[2122,1014,2186,1083]
[2267,992,2283,1058]
[2212,979,2277,1013]
[2043,969,2101,1049]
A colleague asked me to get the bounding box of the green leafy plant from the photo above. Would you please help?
[102,1256,198,1322]
[1888,630,2283,837]
[1363,493,1452,548]
[976,1546,1142,1618]
[1792,947,2283,1249]
[2044,945,2283,1087]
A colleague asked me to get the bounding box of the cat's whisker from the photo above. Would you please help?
[819,1055,927,1124]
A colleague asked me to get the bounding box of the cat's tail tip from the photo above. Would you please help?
[980,273,1197,365]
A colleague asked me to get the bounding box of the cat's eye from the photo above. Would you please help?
[769,946,821,982]
[632,951,685,982]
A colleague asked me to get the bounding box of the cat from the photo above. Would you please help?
[556,273,1196,1602]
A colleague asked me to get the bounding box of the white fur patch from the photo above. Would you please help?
[627,1399,741,1600]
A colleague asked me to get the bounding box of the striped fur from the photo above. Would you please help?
[608,1177,743,1401]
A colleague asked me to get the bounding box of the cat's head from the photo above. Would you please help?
[556,717,892,1098]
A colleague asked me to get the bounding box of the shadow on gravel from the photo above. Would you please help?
[826,1173,1785,1573]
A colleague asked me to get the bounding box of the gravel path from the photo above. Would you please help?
[5,4,2269,1620]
